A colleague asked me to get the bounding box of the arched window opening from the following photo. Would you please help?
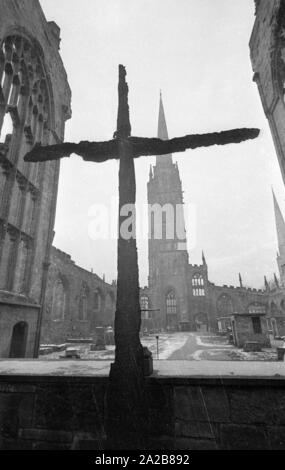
[9,321,28,358]
[105,292,113,311]
[52,279,66,321]
[94,290,100,310]
[192,274,205,296]
[0,35,52,295]
[140,295,149,312]
[166,291,177,315]
[78,283,89,321]
[217,294,234,315]
[0,112,13,143]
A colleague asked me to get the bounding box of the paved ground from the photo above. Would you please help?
[168,332,277,361]
[40,331,277,362]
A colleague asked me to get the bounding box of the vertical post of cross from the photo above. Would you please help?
[105,65,147,450]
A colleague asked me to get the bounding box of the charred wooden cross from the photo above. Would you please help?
[24,65,259,449]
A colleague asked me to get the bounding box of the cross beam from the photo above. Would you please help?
[24,65,260,449]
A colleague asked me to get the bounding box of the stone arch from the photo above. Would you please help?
[0,32,56,293]
[105,291,114,311]
[217,293,234,315]
[194,312,209,332]
[94,286,105,310]
[140,294,150,311]
[166,289,177,314]
[51,274,68,321]
[1,27,56,128]
[9,321,28,358]
[78,282,89,321]
[165,289,178,330]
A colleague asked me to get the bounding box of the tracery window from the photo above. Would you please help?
[52,279,66,321]
[192,274,205,296]
[140,295,149,311]
[0,35,50,293]
[94,290,101,310]
[78,283,89,321]
[166,290,177,315]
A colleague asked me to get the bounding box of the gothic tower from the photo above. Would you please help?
[272,189,285,285]
[0,0,71,357]
[147,94,189,330]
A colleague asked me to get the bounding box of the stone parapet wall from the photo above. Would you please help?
[0,368,285,450]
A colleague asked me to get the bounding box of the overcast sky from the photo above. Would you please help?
[41,0,285,288]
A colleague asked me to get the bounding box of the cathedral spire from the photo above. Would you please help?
[156,92,173,166]
[239,273,243,288]
[202,251,206,265]
[272,189,285,257]
[274,273,280,289]
[264,275,269,291]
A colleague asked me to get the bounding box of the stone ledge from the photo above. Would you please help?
[0,360,284,385]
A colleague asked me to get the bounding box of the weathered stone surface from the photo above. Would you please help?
[0,394,22,438]
[175,438,217,450]
[0,375,285,450]
[267,425,285,450]
[19,428,72,443]
[18,394,35,428]
[175,420,213,439]
[34,383,106,434]
[229,388,285,425]
[0,383,35,394]
[71,432,106,450]
[220,424,269,450]
[148,436,175,450]
[149,408,174,437]
[0,438,33,450]
[175,386,209,422]
[148,385,174,436]
[200,387,231,423]
[148,384,173,409]
[71,438,104,450]
[33,441,70,450]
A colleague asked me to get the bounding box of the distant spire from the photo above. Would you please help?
[156,92,172,166]
[274,273,280,288]
[202,251,206,265]
[272,188,285,260]
[149,165,153,179]
[239,273,243,288]
[264,275,269,291]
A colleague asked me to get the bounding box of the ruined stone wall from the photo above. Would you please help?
[41,246,116,344]
[0,373,285,450]
[0,0,71,357]
[250,0,285,185]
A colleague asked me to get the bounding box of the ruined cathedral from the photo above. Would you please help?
[1,0,285,358]
[141,95,285,334]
